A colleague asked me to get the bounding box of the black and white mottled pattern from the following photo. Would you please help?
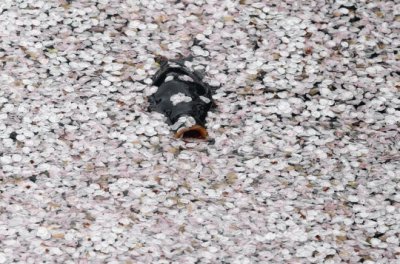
[149,60,213,132]
[0,0,399,263]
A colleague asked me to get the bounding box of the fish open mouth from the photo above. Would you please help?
[175,125,208,139]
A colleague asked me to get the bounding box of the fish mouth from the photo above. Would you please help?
[175,125,208,139]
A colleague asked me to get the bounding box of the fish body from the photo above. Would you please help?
[149,60,213,138]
